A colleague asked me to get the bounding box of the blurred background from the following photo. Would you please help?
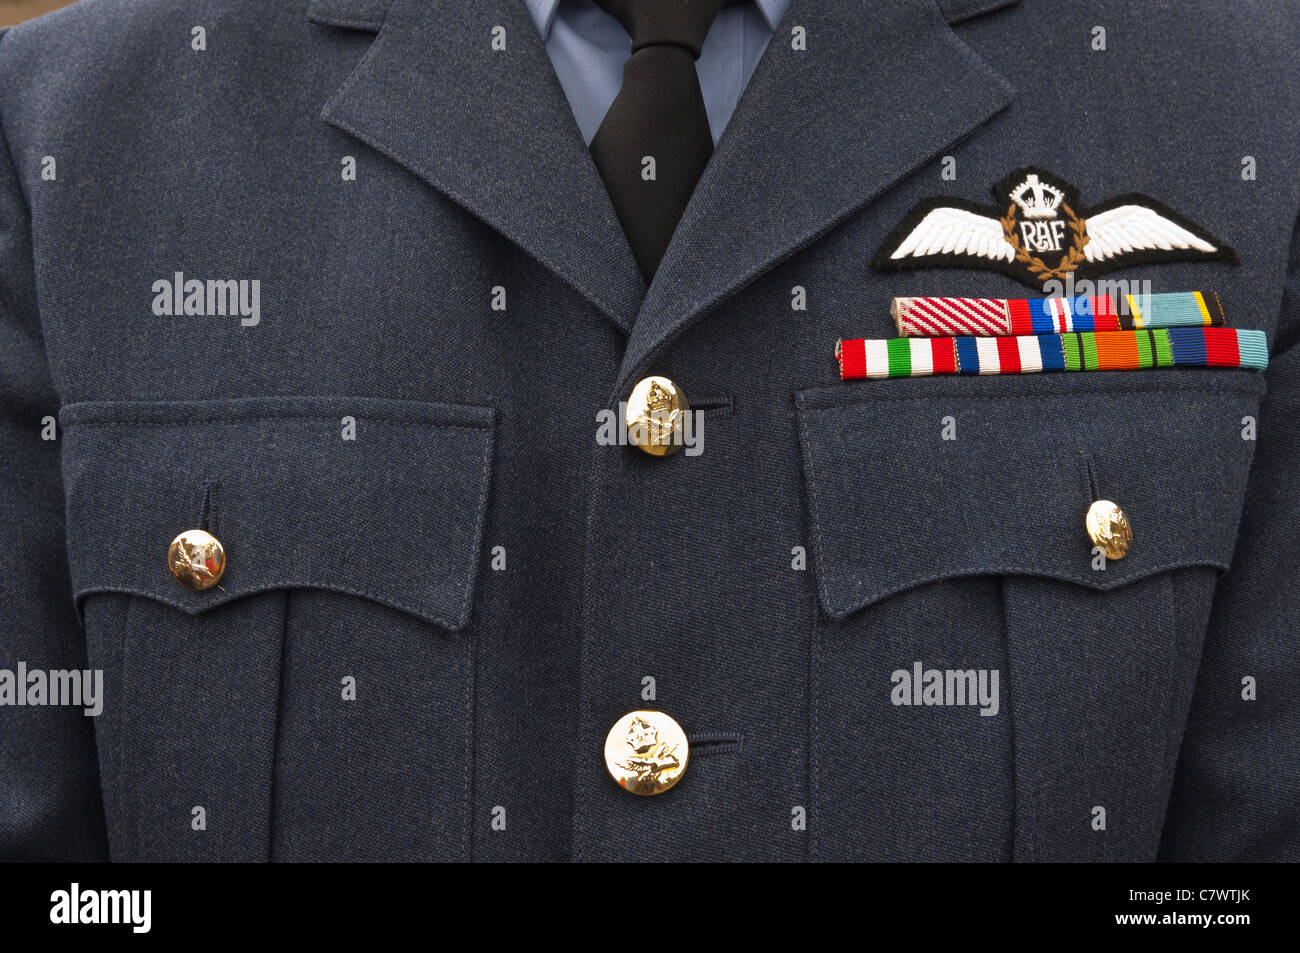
[1,0,75,27]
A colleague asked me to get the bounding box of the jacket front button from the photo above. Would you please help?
[604,710,689,795]
[624,376,688,457]
[167,529,226,590]
[1086,499,1132,560]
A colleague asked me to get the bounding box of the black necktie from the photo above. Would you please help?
[589,0,727,281]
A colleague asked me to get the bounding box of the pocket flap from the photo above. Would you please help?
[60,397,495,631]
[795,371,1264,618]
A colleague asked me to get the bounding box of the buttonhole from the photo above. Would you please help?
[199,480,220,535]
[690,396,734,421]
[687,730,744,758]
[1079,450,1101,500]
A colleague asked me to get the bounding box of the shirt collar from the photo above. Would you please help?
[754,0,792,30]
[523,0,792,42]
[523,0,561,41]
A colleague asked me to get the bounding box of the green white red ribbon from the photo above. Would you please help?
[837,327,1267,380]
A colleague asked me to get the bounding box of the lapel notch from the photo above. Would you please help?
[316,0,645,335]
[617,0,1018,386]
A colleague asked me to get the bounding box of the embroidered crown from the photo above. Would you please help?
[1010,174,1064,219]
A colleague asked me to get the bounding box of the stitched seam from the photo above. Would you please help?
[999,579,1026,859]
[794,399,836,619]
[572,407,617,861]
[797,384,1264,412]
[117,595,136,861]
[0,30,70,405]
[455,421,495,630]
[464,601,475,862]
[60,417,491,432]
[309,16,383,29]
[60,397,494,423]
[264,591,291,862]
[1150,572,1179,844]
[821,559,1230,620]
[792,397,825,860]
[0,30,33,223]
[807,579,818,863]
[75,581,468,632]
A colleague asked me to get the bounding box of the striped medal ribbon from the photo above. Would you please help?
[892,290,1225,337]
[836,327,1268,380]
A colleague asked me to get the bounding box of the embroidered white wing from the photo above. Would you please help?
[887,207,1014,262]
[1083,205,1218,263]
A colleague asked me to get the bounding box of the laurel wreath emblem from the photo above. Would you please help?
[1001,202,1090,284]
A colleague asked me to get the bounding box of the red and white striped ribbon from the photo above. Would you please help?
[892,297,1012,336]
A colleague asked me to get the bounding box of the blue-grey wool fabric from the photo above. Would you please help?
[1,0,1298,862]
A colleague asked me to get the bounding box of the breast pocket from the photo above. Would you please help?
[795,369,1264,861]
[60,396,494,862]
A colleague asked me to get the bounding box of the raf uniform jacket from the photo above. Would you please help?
[1,0,1298,863]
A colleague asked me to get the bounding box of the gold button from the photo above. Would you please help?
[1086,500,1132,560]
[168,529,226,590]
[604,710,689,796]
[624,376,688,457]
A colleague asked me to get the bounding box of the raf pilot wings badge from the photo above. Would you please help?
[871,167,1239,289]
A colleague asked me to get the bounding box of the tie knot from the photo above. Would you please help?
[596,0,728,60]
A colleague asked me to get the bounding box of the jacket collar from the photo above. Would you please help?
[311,0,1018,353]
[521,0,795,39]
[306,0,1019,32]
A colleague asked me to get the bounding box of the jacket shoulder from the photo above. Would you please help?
[0,1,315,142]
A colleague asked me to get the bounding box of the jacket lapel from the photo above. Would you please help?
[310,0,1017,361]
[617,0,1017,385]
[314,0,645,334]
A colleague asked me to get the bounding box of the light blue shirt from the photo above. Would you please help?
[523,0,792,146]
